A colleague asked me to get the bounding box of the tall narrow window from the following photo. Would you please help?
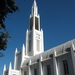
[63,60,69,75]
[24,71,26,75]
[30,17,33,30]
[47,65,51,75]
[35,17,39,30]
[34,68,37,75]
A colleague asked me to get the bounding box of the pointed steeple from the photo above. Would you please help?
[26,0,44,56]
[14,48,18,70]
[3,64,6,75]
[15,48,18,53]
[30,0,40,30]
[22,44,25,56]
[31,0,38,16]
[8,62,12,75]
[22,44,25,50]
[33,0,37,7]
[3,64,6,72]
[21,44,25,67]
[9,62,12,69]
[3,64,6,71]
[26,29,28,33]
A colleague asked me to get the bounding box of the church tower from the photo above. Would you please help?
[26,0,44,56]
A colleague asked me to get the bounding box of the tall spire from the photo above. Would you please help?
[9,62,12,69]
[33,0,37,7]
[3,64,6,75]
[31,0,38,16]
[30,0,40,30]
[8,62,12,75]
[26,0,44,56]
[3,64,6,71]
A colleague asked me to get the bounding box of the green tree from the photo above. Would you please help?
[0,0,19,57]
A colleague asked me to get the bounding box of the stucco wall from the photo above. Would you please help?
[42,59,54,75]
[31,64,39,75]
[16,52,22,70]
[57,53,74,75]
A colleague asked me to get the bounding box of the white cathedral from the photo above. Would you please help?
[2,0,75,75]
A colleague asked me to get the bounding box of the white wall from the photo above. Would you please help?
[57,53,74,75]
[22,53,74,75]
[42,59,54,75]
[31,64,39,75]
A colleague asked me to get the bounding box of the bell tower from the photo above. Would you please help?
[30,0,40,30]
[26,0,44,56]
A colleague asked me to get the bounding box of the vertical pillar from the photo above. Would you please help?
[20,68,24,75]
[32,0,36,56]
[26,29,28,55]
[19,69,21,75]
[3,64,6,75]
[14,48,18,70]
[53,49,58,75]
[39,15,40,31]
[39,55,43,75]
[33,0,35,29]
[32,25,35,56]
[41,29,44,52]
[21,44,25,67]
[71,42,75,75]
[8,62,12,75]
[28,59,31,75]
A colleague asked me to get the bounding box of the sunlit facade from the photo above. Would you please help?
[2,0,75,75]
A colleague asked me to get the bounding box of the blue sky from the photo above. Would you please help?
[0,0,75,74]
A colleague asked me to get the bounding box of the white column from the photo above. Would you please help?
[20,68,24,75]
[19,69,21,75]
[21,44,25,67]
[28,59,31,75]
[33,5,35,29]
[32,25,35,56]
[41,29,44,52]
[14,48,18,70]
[8,62,12,75]
[71,42,75,75]
[53,49,58,75]
[3,64,6,75]
[26,29,28,55]
[38,15,40,31]
[32,0,36,56]
[39,55,43,75]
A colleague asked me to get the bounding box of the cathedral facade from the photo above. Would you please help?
[2,0,75,75]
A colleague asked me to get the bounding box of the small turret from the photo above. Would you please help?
[9,62,12,69]
[15,48,18,53]
[22,44,25,62]
[14,48,18,70]
[3,64,6,75]
[3,64,6,71]
[8,62,12,75]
